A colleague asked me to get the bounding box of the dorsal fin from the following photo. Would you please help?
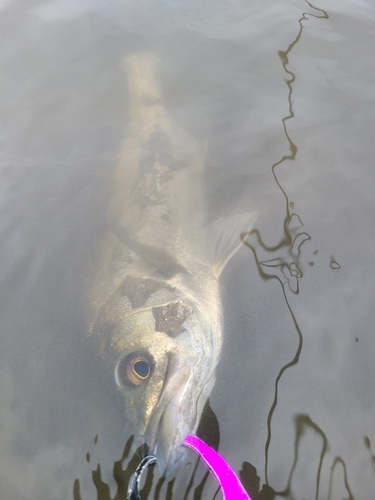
[111,221,187,279]
[205,212,257,277]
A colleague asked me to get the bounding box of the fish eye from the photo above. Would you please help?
[132,359,150,379]
[116,351,154,388]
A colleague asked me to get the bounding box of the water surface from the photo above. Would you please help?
[1,0,375,498]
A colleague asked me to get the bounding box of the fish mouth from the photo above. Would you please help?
[145,397,191,476]
[142,352,194,476]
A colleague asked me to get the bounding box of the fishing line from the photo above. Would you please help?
[127,435,251,500]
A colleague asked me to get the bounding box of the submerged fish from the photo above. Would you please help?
[88,53,256,475]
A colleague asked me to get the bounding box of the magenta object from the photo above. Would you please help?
[183,434,251,500]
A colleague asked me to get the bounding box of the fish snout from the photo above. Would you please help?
[153,397,192,476]
[142,353,198,475]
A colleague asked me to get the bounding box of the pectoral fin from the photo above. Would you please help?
[111,221,187,278]
[205,212,257,277]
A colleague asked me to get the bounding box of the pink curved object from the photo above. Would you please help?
[183,434,251,500]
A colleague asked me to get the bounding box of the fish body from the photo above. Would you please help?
[88,53,256,475]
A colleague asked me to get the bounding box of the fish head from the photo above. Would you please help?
[113,304,218,475]
[93,277,220,475]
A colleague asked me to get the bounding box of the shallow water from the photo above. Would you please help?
[1,0,375,499]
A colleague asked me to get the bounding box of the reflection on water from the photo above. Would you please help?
[327,456,354,500]
[1,0,375,498]
[77,2,356,498]
[76,0,367,498]
[75,438,215,500]
[74,400,222,500]
[363,436,375,476]
[275,414,327,498]
[244,1,328,496]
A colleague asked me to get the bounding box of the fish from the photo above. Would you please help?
[87,53,257,475]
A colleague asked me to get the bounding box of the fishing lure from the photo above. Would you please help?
[127,434,251,500]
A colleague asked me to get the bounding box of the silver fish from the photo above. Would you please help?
[88,53,256,475]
